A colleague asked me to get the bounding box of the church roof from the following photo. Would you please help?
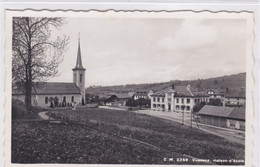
[12,82,82,95]
[73,35,86,71]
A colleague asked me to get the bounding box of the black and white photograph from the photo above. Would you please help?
[4,9,254,166]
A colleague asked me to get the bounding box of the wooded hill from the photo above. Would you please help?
[86,73,246,94]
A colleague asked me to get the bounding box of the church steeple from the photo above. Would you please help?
[73,33,86,70]
[72,33,86,105]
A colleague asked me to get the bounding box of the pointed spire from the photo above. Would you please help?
[73,32,86,71]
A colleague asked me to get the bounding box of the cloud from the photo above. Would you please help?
[48,17,248,86]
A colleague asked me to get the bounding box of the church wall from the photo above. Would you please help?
[36,94,82,107]
[12,94,82,107]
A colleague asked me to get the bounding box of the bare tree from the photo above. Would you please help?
[12,17,69,112]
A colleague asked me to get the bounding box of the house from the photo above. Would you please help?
[198,105,245,130]
[12,35,86,107]
[151,85,209,112]
[133,91,148,100]
[207,89,225,99]
[104,93,132,106]
[224,91,246,107]
[147,90,154,99]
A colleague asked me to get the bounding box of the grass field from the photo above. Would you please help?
[12,108,245,164]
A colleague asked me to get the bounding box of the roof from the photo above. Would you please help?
[133,91,147,96]
[12,82,82,95]
[73,37,86,71]
[228,107,245,120]
[198,105,245,120]
[225,91,245,98]
[207,89,225,95]
[112,93,131,99]
[151,85,208,97]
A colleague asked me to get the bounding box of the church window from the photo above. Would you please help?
[63,96,66,102]
[45,97,48,104]
[71,96,74,102]
[80,74,83,83]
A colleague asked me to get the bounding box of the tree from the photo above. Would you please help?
[136,98,148,109]
[214,79,219,85]
[209,98,223,106]
[193,102,206,113]
[12,17,69,112]
[126,99,137,108]
[49,97,54,108]
[53,96,59,107]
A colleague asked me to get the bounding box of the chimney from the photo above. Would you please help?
[172,84,175,90]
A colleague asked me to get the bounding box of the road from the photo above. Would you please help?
[133,110,245,145]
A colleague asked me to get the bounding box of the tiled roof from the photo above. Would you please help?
[228,107,245,120]
[225,91,245,98]
[12,82,81,95]
[133,91,148,96]
[113,93,131,99]
[198,105,245,120]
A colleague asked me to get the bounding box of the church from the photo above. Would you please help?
[12,36,86,107]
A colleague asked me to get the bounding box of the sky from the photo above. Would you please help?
[48,17,247,87]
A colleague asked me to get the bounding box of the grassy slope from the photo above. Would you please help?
[12,99,45,120]
[12,121,180,164]
[86,72,245,94]
[20,108,245,165]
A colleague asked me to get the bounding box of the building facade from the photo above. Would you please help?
[198,105,245,130]
[151,85,209,112]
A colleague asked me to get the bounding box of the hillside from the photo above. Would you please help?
[86,73,246,94]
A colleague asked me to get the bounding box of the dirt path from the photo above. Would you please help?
[38,111,50,120]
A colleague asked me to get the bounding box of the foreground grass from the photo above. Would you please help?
[12,108,245,164]
[12,121,185,164]
[50,108,245,163]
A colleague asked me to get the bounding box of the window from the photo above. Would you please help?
[80,74,83,83]
[237,98,240,100]
[176,105,179,110]
[153,104,156,108]
[74,74,77,82]
[181,98,184,104]
[157,98,160,102]
[187,99,190,104]
[63,96,66,102]
[186,106,190,111]
[45,97,48,104]
[176,98,179,103]
[162,98,164,102]
[168,98,171,102]
[153,98,156,102]
[71,96,74,102]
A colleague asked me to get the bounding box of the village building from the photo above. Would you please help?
[147,90,154,99]
[151,85,209,112]
[12,36,86,107]
[207,89,225,99]
[104,93,132,106]
[224,92,246,107]
[198,105,245,130]
[133,91,148,100]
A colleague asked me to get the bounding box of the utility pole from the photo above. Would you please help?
[181,105,185,125]
[190,108,193,128]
